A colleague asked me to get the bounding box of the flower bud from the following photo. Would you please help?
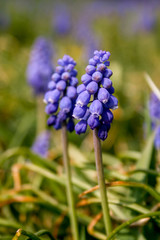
[89,100,103,116]
[47,115,56,126]
[76,90,91,107]
[85,65,96,75]
[92,71,103,82]
[45,103,58,114]
[81,74,92,85]
[51,73,61,82]
[48,81,56,90]
[56,80,67,91]
[59,96,72,113]
[75,120,87,134]
[67,86,77,99]
[87,115,100,130]
[72,105,87,119]
[98,124,108,141]
[77,84,86,94]
[98,88,110,103]
[86,81,98,94]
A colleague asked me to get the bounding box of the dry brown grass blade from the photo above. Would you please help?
[87,212,106,240]
[77,198,100,207]
[52,211,67,239]
[0,195,38,208]
[12,163,23,190]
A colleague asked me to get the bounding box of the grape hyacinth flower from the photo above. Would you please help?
[73,50,118,141]
[32,131,50,158]
[27,37,53,95]
[44,55,78,132]
[44,55,79,240]
[149,93,160,150]
[73,50,118,235]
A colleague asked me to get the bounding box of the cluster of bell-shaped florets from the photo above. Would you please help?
[44,55,78,132]
[149,93,160,149]
[27,37,54,95]
[72,50,118,140]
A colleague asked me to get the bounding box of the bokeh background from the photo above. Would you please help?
[0,0,160,239]
[1,0,160,152]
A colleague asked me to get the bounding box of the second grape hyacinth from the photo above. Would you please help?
[44,55,78,132]
[73,50,118,140]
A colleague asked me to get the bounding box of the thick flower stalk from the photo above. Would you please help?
[73,50,118,235]
[44,55,79,240]
[27,37,53,95]
[44,55,78,132]
[149,93,160,149]
[73,50,118,140]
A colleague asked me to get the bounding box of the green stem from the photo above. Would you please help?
[61,123,79,240]
[93,129,112,235]
[106,211,160,240]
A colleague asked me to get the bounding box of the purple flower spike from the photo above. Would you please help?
[76,90,91,107]
[75,120,87,134]
[98,88,110,104]
[72,50,118,139]
[44,55,78,130]
[27,37,53,95]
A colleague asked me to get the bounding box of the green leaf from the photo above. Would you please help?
[135,131,155,181]
[144,73,160,101]
[118,151,141,161]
